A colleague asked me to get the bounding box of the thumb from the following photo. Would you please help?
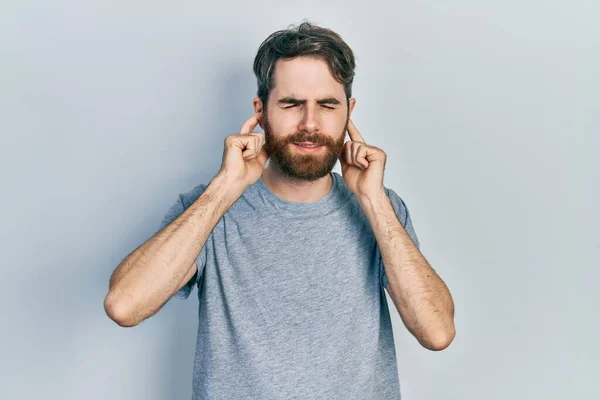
[256,145,269,166]
[338,148,349,173]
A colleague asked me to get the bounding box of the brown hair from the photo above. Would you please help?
[252,20,356,107]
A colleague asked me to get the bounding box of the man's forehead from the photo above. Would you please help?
[272,57,345,98]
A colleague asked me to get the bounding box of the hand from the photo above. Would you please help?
[219,115,269,190]
[339,119,387,199]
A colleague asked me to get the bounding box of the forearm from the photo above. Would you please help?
[359,191,455,350]
[104,172,243,326]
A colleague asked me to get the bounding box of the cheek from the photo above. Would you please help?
[322,112,347,132]
[269,110,298,133]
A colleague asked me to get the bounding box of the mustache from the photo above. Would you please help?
[282,134,339,146]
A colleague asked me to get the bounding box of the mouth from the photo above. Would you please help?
[292,142,324,152]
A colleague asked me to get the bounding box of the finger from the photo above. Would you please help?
[240,115,259,135]
[240,135,256,158]
[350,142,367,170]
[338,143,348,171]
[352,142,360,165]
[356,144,369,169]
[258,134,268,157]
[256,144,269,166]
[345,142,354,169]
[243,135,259,159]
[347,119,366,144]
[243,134,268,160]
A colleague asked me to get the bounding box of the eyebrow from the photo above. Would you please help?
[277,96,342,106]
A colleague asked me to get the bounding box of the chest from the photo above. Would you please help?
[203,209,381,311]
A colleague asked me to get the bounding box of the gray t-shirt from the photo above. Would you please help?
[158,171,420,400]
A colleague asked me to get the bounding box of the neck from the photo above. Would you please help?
[262,163,333,203]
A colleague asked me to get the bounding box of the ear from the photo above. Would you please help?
[253,97,264,129]
[348,98,356,117]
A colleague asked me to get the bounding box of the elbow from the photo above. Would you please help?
[421,325,456,351]
[104,292,140,328]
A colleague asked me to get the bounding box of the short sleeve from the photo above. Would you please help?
[379,188,420,289]
[158,184,209,299]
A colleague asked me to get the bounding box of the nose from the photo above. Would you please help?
[297,103,320,134]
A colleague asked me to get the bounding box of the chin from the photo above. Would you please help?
[278,160,334,182]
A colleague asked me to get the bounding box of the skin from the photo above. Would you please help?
[247,56,456,350]
[105,55,455,351]
[254,56,355,203]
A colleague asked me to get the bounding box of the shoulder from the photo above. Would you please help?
[382,185,414,228]
[384,186,407,209]
[178,183,209,208]
[383,186,420,247]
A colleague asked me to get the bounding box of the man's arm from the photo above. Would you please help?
[359,190,455,351]
[103,172,243,327]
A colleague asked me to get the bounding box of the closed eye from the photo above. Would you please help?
[283,104,335,110]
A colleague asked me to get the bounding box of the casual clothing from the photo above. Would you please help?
[158,171,420,399]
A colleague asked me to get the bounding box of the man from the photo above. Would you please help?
[104,21,455,399]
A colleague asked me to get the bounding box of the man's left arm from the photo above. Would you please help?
[359,190,455,351]
[339,119,455,351]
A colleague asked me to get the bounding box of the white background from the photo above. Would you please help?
[1,1,598,399]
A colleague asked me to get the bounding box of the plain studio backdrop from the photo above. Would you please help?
[1,1,598,399]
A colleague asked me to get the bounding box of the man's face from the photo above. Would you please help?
[260,56,355,181]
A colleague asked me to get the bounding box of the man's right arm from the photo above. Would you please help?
[103,172,244,327]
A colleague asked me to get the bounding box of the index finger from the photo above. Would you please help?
[240,115,260,135]
[347,119,366,143]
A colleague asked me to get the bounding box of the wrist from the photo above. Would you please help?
[210,171,247,200]
[358,188,387,209]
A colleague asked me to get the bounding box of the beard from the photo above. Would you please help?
[263,111,348,182]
